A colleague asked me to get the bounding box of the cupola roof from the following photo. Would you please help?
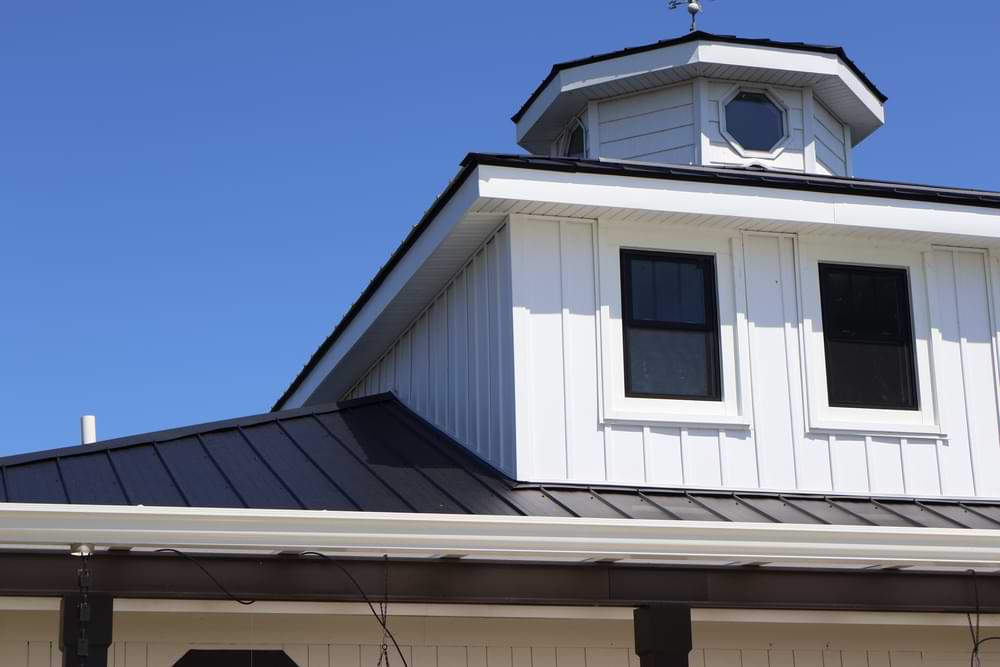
[513,31,886,155]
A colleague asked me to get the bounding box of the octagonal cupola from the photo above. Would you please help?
[513,32,887,176]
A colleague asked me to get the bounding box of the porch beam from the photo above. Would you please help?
[0,552,994,613]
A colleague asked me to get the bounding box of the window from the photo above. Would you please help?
[620,250,721,400]
[724,91,785,152]
[818,263,918,410]
[564,121,586,158]
[174,651,299,666]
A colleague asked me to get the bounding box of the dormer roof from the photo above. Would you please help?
[513,31,887,155]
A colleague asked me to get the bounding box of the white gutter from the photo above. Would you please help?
[0,503,999,568]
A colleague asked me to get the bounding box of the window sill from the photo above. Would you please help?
[806,420,946,440]
[602,411,752,430]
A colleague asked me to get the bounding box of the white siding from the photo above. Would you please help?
[508,216,1000,496]
[597,83,697,164]
[813,101,849,176]
[3,607,997,667]
[347,225,516,477]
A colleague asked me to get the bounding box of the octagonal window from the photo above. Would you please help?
[724,91,785,152]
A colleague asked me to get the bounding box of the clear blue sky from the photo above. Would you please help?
[1,1,998,455]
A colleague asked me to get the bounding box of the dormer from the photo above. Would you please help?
[278,32,1000,502]
[513,32,887,176]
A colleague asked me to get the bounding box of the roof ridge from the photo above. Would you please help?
[0,393,396,467]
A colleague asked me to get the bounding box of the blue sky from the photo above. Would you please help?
[1,1,998,454]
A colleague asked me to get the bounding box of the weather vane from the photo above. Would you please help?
[669,0,707,32]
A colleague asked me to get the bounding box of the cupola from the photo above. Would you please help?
[513,32,887,176]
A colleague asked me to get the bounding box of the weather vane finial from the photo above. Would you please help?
[668,0,705,32]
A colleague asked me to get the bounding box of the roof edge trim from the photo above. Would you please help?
[511,31,888,124]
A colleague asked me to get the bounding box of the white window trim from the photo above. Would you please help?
[796,238,943,438]
[718,84,793,160]
[556,114,589,159]
[596,221,753,428]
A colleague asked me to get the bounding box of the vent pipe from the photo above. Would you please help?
[80,415,96,445]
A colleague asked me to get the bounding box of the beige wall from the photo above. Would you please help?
[1,607,997,667]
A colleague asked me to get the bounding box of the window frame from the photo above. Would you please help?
[596,224,753,429]
[817,262,919,411]
[560,116,588,159]
[718,85,792,160]
[798,239,941,437]
[620,249,723,401]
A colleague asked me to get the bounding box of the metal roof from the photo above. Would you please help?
[273,153,1000,412]
[4,393,1000,528]
[511,31,888,124]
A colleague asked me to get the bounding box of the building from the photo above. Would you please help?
[2,26,1000,667]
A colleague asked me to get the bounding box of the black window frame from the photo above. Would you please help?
[620,248,722,401]
[818,262,919,411]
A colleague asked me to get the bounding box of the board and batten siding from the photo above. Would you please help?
[346,225,516,477]
[596,83,697,164]
[508,215,1000,497]
[2,607,998,667]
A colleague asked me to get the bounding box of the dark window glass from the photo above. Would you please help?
[724,91,785,152]
[621,250,721,400]
[566,123,586,158]
[818,263,918,410]
[175,650,298,667]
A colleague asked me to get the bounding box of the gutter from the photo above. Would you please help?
[2,503,1000,568]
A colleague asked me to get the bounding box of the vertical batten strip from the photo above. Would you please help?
[558,220,573,480]
[802,88,818,173]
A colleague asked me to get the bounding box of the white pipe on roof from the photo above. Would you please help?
[80,415,96,445]
[0,503,998,568]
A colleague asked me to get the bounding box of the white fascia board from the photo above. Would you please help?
[2,503,1000,568]
[476,165,1000,242]
[281,168,482,409]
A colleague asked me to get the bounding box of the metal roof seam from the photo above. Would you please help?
[234,425,308,511]
[588,488,634,519]
[307,414,420,513]
[869,499,926,527]
[913,500,972,529]
[53,458,72,504]
[823,496,879,526]
[193,434,251,509]
[776,495,834,525]
[957,503,1000,528]
[635,492,684,520]
[342,405,477,515]
[150,440,193,507]
[103,449,133,506]
[381,404,531,517]
[731,495,783,523]
[273,419,363,512]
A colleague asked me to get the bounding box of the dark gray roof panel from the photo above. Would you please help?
[2,394,1000,531]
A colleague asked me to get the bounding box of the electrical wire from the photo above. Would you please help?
[153,548,255,605]
[966,569,1000,667]
[300,552,410,667]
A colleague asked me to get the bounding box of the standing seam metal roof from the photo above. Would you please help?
[3,393,1000,529]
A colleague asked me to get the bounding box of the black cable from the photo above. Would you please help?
[300,552,409,667]
[153,549,255,605]
[966,569,999,667]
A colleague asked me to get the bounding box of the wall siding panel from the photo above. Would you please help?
[348,226,516,477]
[598,84,696,163]
[351,218,1000,498]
